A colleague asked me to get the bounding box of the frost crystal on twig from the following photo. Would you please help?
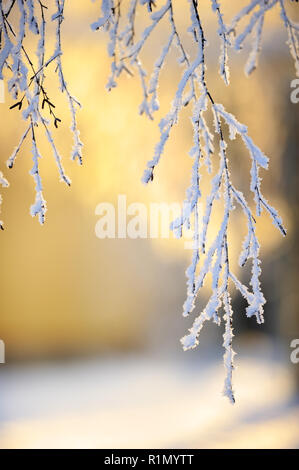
[91,0,296,401]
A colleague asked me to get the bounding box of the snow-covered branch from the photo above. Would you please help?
[91,0,295,401]
[0,0,82,225]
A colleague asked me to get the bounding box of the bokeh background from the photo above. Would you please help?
[0,0,298,448]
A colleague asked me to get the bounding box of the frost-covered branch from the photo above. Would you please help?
[0,0,82,226]
[228,0,299,76]
[91,0,295,401]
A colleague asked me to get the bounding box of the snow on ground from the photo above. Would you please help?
[0,351,298,448]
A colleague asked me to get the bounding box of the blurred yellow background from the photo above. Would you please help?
[0,0,298,449]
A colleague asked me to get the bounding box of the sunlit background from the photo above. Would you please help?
[0,0,298,448]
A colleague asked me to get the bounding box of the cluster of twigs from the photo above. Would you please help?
[0,0,82,225]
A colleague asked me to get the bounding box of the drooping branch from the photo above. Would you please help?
[0,0,82,226]
[91,0,296,401]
